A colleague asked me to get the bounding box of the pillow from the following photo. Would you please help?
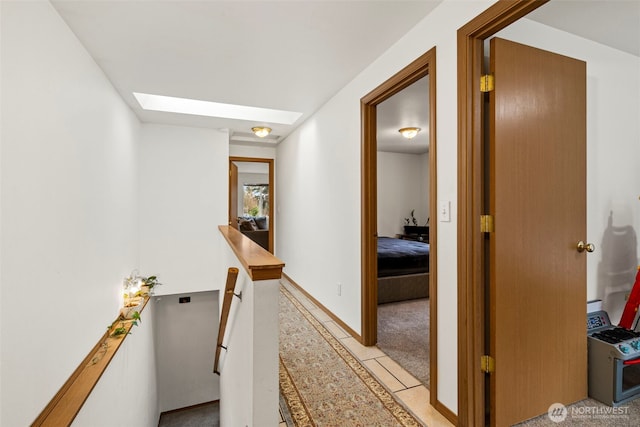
[254,216,268,230]
[239,219,257,231]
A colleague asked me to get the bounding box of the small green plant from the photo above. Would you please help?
[131,311,141,326]
[109,318,129,337]
[111,324,129,337]
[143,275,161,291]
[248,206,259,216]
[108,312,141,338]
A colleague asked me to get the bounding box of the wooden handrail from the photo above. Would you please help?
[32,297,150,427]
[32,228,281,425]
[218,225,284,281]
[213,267,240,375]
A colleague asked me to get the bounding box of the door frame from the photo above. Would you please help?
[456,1,550,425]
[361,47,442,409]
[228,156,275,253]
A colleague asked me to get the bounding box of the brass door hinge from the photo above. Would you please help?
[481,355,495,373]
[480,215,494,233]
[480,74,495,92]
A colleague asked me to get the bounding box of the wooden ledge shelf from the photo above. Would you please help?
[218,225,285,281]
[32,297,150,427]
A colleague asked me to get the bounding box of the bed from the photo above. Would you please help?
[377,236,430,304]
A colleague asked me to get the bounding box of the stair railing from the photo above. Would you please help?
[213,267,240,375]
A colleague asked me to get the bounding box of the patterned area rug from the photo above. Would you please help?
[279,285,423,426]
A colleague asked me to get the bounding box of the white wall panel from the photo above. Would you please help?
[73,304,159,427]
[377,151,429,237]
[139,124,229,295]
[0,1,142,424]
[154,291,219,412]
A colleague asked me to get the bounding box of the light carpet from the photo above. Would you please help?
[377,298,429,388]
[279,285,423,426]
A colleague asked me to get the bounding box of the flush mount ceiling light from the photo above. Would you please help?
[251,127,272,138]
[133,92,302,125]
[398,127,421,139]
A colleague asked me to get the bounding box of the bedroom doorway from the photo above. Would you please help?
[228,157,274,253]
[361,47,438,406]
[457,1,603,425]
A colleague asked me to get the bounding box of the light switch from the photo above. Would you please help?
[439,201,451,222]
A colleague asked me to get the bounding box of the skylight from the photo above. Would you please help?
[133,92,302,125]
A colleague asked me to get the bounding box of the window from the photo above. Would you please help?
[243,184,269,217]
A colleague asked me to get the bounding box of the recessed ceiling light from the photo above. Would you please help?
[133,92,302,125]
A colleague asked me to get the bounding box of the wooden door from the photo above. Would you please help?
[229,161,238,229]
[489,38,587,426]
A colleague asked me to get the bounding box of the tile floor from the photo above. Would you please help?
[279,279,454,427]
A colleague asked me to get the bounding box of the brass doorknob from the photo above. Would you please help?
[577,241,595,253]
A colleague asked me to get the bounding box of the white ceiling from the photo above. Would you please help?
[51,0,442,145]
[527,1,640,58]
[50,1,639,152]
[377,75,429,154]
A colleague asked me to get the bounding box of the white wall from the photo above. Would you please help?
[495,19,640,317]
[138,124,229,295]
[377,151,429,237]
[73,303,159,427]
[154,291,219,412]
[0,1,143,425]
[230,144,276,160]
[275,0,495,413]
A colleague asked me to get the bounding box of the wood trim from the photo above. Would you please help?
[360,47,442,408]
[360,50,435,105]
[32,298,150,427]
[229,156,275,253]
[361,48,436,345]
[456,1,549,426]
[426,50,439,411]
[434,399,458,426]
[360,98,378,346]
[218,225,284,281]
[283,273,361,341]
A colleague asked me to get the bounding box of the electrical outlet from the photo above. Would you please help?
[337,283,342,296]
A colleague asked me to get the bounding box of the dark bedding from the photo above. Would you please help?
[377,237,430,278]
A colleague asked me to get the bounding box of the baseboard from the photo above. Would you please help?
[434,399,458,425]
[160,400,219,416]
[282,273,362,342]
